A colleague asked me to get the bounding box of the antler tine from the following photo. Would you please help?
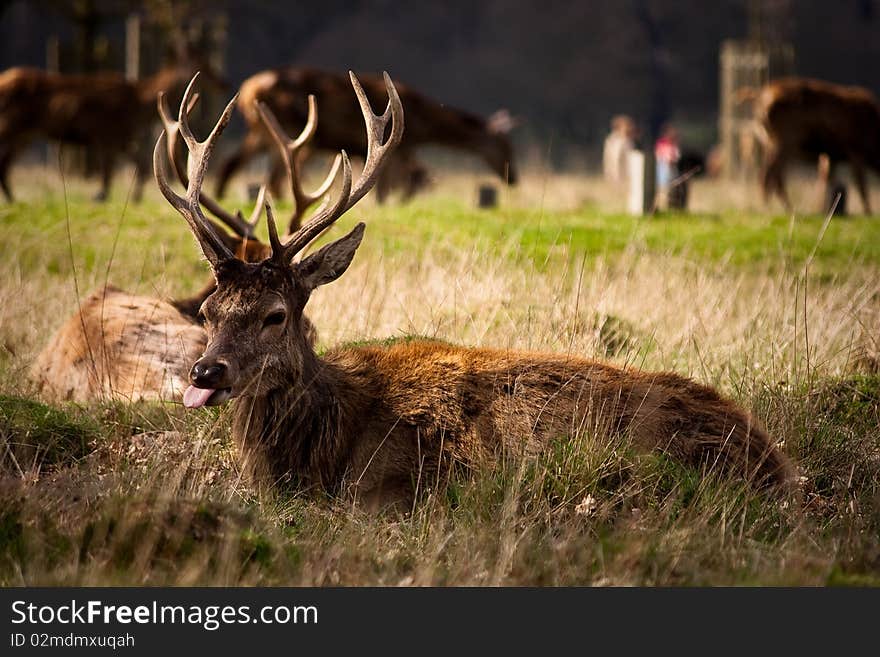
[154,130,233,267]
[285,152,344,234]
[157,89,199,186]
[277,72,404,262]
[245,184,268,229]
[234,185,268,257]
[198,187,262,239]
[308,154,343,203]
[153,73,237,267]
[344,70,405,209]
[177,76,240,218]
[291,94,318,150]
[158,75,261,241]
[256,97,343,234]
[265,197,286,260]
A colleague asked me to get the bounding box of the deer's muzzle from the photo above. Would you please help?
[183,357,235,408]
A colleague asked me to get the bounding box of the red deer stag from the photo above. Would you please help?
[751,77,880,214]
[162,73,794,509]
[0,59,221,203]
[31,76,330,402]
[213,67,517,218]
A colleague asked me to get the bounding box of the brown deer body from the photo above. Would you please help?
[158,75,793,509]
[752,77,880,213]
[0,64,199,202]
[214,67,517,208]
[232,337,793,504]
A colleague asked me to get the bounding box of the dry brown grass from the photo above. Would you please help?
[1,169,879,585]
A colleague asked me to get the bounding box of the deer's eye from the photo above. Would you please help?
[262,311,286,329]
[196,311,207,324]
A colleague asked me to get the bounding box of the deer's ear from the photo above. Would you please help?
[296,223,365,290]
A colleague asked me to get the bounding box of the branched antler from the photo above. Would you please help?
[157,84,263,240]
[153,73,238,267]
[256,96,342,234]
[269,71,404,264]
[156,71,403,271]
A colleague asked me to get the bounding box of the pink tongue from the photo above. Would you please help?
[183,385,216,409]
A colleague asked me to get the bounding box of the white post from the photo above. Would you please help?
[626,150,644,216]
[627,150,656,216]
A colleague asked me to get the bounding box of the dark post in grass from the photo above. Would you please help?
[477,184,498,208]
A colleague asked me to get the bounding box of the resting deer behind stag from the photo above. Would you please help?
[31,76,330,403]
[155,74,795,509]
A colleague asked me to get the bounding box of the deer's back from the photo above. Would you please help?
[328,338,766,467]
[32,286,206,403]
[238,67,490,154]
[0,67,144,144]
[758,77,880,160]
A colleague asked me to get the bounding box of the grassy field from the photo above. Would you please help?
[1,167,879,585]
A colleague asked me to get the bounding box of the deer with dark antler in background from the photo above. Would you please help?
[31,75,330,403]
[213,67,518,215]
[158,74,795,509]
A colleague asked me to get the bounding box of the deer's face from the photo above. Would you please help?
[184,260,307,407]
[182,224,365,409]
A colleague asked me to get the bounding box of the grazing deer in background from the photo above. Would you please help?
[161,74,795,509]
[0,57,224,203]
[213,67,518,214]
[748,77,880,214]
[31,77,328,402]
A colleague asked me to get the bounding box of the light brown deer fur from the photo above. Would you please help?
[0,63,207,202]
[30,148,267,403]
[750,77,880,213]
[159,74,794,510]
[214,67,516,204]
[32,285,206,402]
[30,276,318,403]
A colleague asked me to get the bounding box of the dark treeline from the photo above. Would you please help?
[2,0,879,165]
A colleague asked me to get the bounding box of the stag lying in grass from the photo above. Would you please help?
[31,78,330,402]
[214,67,518,213]
[160,74,795,510]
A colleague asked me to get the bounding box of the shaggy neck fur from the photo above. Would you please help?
[231,336,366,495]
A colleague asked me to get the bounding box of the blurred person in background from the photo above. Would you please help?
[654,124,681,205]
[602,114,637,184]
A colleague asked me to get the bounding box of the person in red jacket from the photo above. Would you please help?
[655,124,681,190]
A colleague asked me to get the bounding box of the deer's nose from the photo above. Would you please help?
[190,360,227,388]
